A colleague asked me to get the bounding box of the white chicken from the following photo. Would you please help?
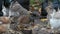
[49,8,60,32]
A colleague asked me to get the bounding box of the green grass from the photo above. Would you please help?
[30,0,44,5]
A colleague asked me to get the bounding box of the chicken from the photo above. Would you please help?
[0,0,3,16]
[10,1,30,17]
[0,17,11,24]
[54,10,60,19]
[3,0,12,8]
[49,9,60,32]
[17,0,30,10]
[0,25,6,32]
[41,0,48,17]
[18,15,30,24]
[0,24,11,33]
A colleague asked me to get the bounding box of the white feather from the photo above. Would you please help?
[50,9,60,30]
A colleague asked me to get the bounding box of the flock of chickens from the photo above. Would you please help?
[0,1,41,34]
[0,0,60,34]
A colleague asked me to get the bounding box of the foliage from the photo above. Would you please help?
[30,0,44,5]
